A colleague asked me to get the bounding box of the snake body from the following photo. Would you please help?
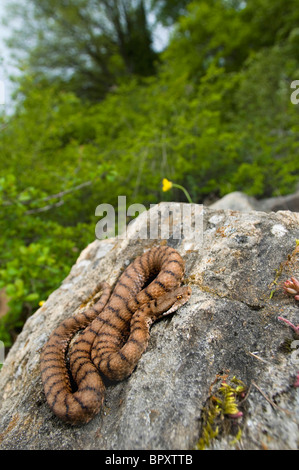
[40,246,191,425]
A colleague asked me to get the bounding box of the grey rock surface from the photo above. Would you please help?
[210,190,299,213]
[209,191,260,212]
[0,203,299,450]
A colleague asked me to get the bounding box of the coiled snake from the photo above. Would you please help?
[40,245,191,425]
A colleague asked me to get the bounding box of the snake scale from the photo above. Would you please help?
[40,245,191,425]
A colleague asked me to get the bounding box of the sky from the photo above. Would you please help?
[0,0,18,111]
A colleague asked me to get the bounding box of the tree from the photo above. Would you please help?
[151,0,191,26]
[5,0,158,100]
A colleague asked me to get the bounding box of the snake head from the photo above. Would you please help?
[151,285,192,318]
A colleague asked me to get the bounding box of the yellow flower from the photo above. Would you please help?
[39,300,45,307]
[162,178,173,192]
[161,178,193,203]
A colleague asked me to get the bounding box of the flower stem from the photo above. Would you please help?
[172,183,193,203]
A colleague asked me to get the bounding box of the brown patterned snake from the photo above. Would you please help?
[40,245,191,425]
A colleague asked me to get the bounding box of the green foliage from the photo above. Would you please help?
[151,0,190,26]
[196,375,246,450]
[0,172,95,345]
[1,0,299,346]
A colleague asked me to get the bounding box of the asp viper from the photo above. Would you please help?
[40,245,191,425]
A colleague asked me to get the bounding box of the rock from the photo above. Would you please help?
[209,192,260,212]
[210,190,299,213]
[260,191,299,213]
[0,203,299,450]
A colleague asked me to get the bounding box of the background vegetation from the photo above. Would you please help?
[0,0,299,347]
